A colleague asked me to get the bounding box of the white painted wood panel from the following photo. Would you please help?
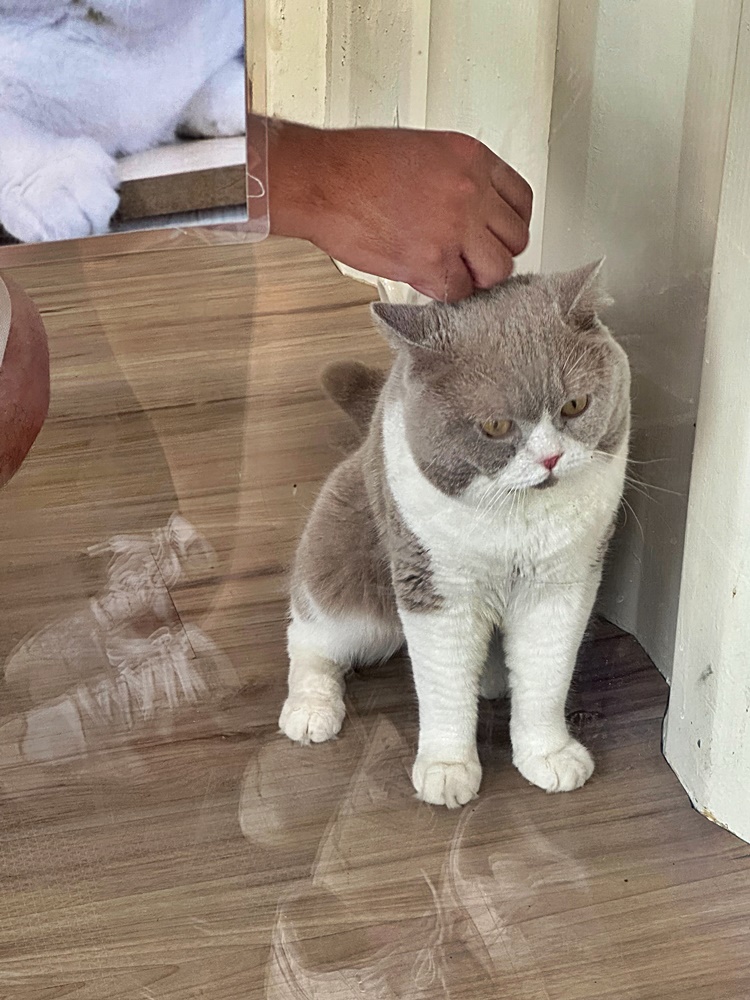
[542,0,742,677]
[663,0,750,843]
[260,0,330,125]
[255,1,557,297]
[425,0,558,270]
[327,0,431,129]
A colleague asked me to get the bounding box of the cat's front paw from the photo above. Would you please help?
[0,138,119,243]
[279,693,345,744]
[179,59,246,139]
[514,739,594,793]
[412,753,482,808]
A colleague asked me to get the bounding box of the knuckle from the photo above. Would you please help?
[516,177,534,218]
[479,263,510,289]
[454,174,480,199]
[446,130,484,155]
[507,221,530,256]
[423,244,447,269]
[498,256,513,281]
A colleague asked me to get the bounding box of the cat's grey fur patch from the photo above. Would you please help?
[321,361,386,436]
[370,263,628,499]
[292,264,628,626]
[291,390,443,620]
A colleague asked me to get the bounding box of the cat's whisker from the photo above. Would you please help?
[620,495,645,543]
[476,485,511,522]
[592,448,673,467]
[623,483,663,509]
[623,474,684,498]
[591,452,683,500]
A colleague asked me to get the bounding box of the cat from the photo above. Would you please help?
[279,262,631,808]
[0,0,245,243]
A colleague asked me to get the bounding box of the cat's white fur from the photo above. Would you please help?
[385,400,627,805]
[282,397,628,808]
[0,0,245,242]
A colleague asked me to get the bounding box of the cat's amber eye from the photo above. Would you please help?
[561,395,589,418]
[481,417,513,438]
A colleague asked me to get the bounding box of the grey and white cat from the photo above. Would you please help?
[0,0,245,242]
[280,263,631,808]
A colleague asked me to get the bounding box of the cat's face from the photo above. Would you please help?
[373,263,630,499]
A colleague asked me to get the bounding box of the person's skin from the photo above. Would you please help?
[0,273,50,488]
[0,122,532,486]
[266,120,533,302]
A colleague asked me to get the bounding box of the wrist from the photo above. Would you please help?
[265,118,333,243]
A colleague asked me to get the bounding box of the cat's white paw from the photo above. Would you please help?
[179,59,246,139]
[0,138,119,243]
[412,753,482,808]
[514,739,594,793]
[279,694,345,744]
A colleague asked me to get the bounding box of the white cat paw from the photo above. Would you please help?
[179,59,246,138]
[514,739,594,793]
[279,694,345,744]
[0,138,119,243]
[412,754,482,808]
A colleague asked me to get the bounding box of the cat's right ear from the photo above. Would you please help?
[370,302,446,351]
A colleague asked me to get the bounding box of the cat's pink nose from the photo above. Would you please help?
[541,453,562,471]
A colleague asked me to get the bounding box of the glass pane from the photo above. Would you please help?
[1,3,747,999]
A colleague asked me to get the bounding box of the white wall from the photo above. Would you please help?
[424,0,557,270]
[663,0,750,843]
[255,0,558,297]
[258,0,430,129]
[260,0,329,125]
[256,0,743,687]
[542,0,741,677]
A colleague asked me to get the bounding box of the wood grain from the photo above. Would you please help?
[0,236,747,999]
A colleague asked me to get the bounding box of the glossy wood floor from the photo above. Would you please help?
[0,237,748,1000]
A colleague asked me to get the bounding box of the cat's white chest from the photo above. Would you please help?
[383,401,624,606]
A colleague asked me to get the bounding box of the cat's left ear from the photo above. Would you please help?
[555,259,613,328]
[370,302,447,351]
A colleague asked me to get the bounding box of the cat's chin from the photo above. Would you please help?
[531,475,558,491]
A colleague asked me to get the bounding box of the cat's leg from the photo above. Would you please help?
[399,605,492,808]
[281,461,399,743]
[504,578,598,793]
[178,57,246,139]
[0,111,119,244]
[479,627,508,700]
[281,604,402,744]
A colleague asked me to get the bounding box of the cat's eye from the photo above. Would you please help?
[561,395,589,418]
[481,417,514,438]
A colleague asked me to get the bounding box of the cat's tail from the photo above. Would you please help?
[321,361,387,432]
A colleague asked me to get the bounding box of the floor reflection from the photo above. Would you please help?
[246,716,563,998]
[1,236,747,998]
[0,515,238,777]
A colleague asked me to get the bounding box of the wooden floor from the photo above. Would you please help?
[0,237,748,999]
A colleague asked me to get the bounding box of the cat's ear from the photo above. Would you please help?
[555,259,613,329]
[370,302,446,351]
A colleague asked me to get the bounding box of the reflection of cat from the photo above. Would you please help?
[280,265,631,808]
[0,1,245,242]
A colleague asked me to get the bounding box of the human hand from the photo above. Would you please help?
[266,122,532,302]
[0,274,50,488]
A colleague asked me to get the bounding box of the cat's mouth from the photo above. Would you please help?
[532,474,558,491]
